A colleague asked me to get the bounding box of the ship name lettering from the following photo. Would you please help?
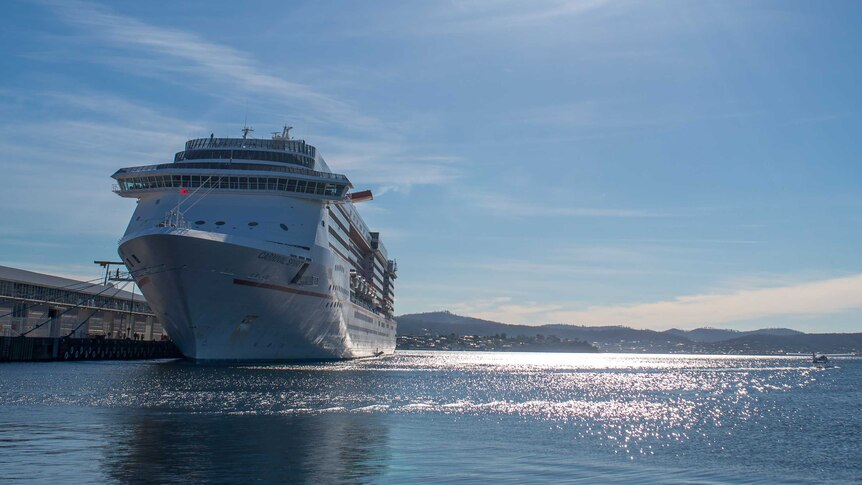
[257,251,302,266]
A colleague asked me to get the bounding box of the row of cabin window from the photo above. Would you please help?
[175,149,313,168]
[164,161,345,182]
[120,175,345,197]
[185,138,315,156]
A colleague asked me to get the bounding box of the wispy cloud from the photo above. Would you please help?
[451,296,565,323]
[455,274,862,329]
[437,0,609,33]
[516,99,765,142]
[0,90,198,236]
[32,1,464,189]
[315,136,461,187]
[39,0,383,132]
[468,192,661,218]
[341,0,612,38]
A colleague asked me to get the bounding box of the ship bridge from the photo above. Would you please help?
[111,127,352,201]
[175,137,317,169]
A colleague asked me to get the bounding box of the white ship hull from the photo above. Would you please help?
[112,131,399,361]
[120,229,396,361]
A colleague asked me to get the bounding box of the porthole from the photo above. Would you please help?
[215,221,225,226]
[248,222,258,227]
[280,223,289,231]
[155,199,160,205]
[195,220,205,225]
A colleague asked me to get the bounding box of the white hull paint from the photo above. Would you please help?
[112,131,398,361]
[120,229,395,361]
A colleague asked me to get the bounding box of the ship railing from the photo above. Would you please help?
[185,137,316,157]
[114,162,348,182]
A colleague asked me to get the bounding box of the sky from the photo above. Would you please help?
[1,0,861,332]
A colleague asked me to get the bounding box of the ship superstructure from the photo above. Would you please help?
[111,126,397,360]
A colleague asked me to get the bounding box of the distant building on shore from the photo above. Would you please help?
[0,265,164,340]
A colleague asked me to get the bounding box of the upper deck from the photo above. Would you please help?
[176,136,317,169]
[112,127,350,201]
[185,137,315,157]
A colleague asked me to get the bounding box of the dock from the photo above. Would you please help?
[0,264,183,362]
[0,336,181,362]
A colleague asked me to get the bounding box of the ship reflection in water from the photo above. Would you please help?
[0,352,860,483]
[106,412,389,483]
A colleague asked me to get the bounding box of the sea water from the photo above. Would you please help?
[0,352,859,483]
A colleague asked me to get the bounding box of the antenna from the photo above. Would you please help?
[241,125,254,140]
[271,125,293,140]
[241,112,253,142]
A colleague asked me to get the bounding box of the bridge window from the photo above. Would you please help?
[118,175,344,198]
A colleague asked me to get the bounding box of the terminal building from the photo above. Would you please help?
[0,265,164,341]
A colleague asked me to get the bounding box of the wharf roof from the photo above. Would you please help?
[0,265,141,302]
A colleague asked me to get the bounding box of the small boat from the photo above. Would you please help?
[812,353,829,364]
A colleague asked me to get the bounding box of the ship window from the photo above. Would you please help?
[155,199,161,205]
[305,182,317,194]
[286,179,297,192]
[280,224,289,231]
[239,177,249,190]
[268,178,278,190]
[229,177,239,189]
[296,180,307,192]
[195,220,205,225]
[215,221,225,226]
[248,222,258,227]
[315,184,325,195]
[278,179,287,191]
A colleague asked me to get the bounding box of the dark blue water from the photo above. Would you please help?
[1,352,859,483]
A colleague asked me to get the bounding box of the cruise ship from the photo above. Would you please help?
[111,126,397,360]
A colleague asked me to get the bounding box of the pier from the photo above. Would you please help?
[0,336,181,362]
[0,264,181,362]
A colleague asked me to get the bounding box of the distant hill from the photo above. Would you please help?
[396,311,691,353]
[396,311,861,355]
[704,333,862,355]
[665,327,804,343]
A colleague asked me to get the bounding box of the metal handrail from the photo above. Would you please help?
[112,162,349,182]
[184,137,316,157]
